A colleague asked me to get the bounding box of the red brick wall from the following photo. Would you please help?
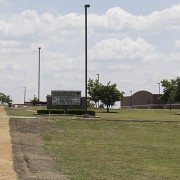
[121,90,163,109]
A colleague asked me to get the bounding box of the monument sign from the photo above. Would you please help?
[51,90,81,106]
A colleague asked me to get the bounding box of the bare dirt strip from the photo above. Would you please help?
[9,114,67,179]
[0,106,17,180]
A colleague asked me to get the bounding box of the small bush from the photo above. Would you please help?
[67,109,95,116]
[37,109,64,114]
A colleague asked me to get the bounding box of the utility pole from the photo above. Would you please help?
[130,90,132,108]
[38,47,41,102]
[24,86,26,105]
[158,82,160,94]
[97,73,99,108]
[84,4,90,115]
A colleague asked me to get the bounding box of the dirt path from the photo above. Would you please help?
[0,106,17,179]
[9,115,67,179]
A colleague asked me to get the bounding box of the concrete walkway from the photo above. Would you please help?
[0,106,17,179]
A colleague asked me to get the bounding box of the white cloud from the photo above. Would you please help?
[103,5,180,32]
[0,10,84,42]
[175,40,180,48]
[0,40,22,54]
[0,40,21,47]
[0,60,21,71]
[0,4,180,42]
[89,37,157,61]
[0,0,8,3]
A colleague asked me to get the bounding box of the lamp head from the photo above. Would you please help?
[84,4,90,8]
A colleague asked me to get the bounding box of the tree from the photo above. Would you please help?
[99,82,124,112]
[0,93,12,104]
[175,77,180,101]
[88,79,124,112]
[87,78,101,106]
[30,95,38,106]
[160,78,177,110]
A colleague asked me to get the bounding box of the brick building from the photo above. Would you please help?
[121,90,164,109]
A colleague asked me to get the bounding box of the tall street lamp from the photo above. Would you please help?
[24,86,26,106]
[96,73,99,83]
[158,82,160,94]
[84,4,90,115]
[130,90,132,108]
[96,73,99,108]
[38,47,41,102]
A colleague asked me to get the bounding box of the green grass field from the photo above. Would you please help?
[5,106,180,121]
[5,106,45,117]
[97,108,180,121]
[6,107,180,179]
[44,119,180,179]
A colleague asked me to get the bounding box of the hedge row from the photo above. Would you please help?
[37,109,95,116]
[67,109,95,116]
[37,109,64,114]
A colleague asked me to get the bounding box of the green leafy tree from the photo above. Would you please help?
[99,82,124,112]
[160,79,177,110]
[175,77,180,101]
[0,93,12,104]
[88,79,124,112]
[87,78,101,106]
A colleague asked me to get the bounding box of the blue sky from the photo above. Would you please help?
[1,0,180,14]
[0,0,180,104]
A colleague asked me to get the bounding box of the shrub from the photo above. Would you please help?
[37,109,64,114]
[67,109,95,116]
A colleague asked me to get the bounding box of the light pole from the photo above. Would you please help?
[96,74,99,83]
[130,90,132,96]
[38,47,41,102]
[96,73,99,108]
[24,86,26,106]
[84,4,90,115]
[158,83,160,94]
[130,90,132,108]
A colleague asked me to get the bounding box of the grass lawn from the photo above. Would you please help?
[5,106,46,117]
[5,107,180,179]
[43,119,180,179]
[96,108,180,121]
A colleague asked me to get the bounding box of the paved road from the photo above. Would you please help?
[0,106,17,179]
